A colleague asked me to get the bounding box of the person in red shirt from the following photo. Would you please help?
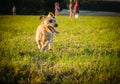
[73,0,80,18]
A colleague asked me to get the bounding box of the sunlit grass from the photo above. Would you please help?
[0,15,120,83]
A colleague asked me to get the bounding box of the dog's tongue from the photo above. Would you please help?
[48,27,59,34]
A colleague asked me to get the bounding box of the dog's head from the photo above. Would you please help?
[40,12,59,34]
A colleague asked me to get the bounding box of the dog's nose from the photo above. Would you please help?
[55,24,58,27]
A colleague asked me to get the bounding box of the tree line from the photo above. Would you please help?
[0,0,120,15]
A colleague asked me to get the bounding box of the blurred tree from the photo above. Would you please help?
[0,0,120,15]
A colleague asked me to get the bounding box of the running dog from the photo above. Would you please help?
[36,12,59,52]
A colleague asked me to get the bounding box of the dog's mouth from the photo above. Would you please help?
[48,26,59,34]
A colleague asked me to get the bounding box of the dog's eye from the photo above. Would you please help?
[49,19,52,23]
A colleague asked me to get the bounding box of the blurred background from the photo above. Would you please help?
[0,0,120,15]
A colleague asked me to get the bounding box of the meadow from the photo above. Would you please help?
[0,15,120,84]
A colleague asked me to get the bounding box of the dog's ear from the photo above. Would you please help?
[40,15,46,20]
[48,12,55,18]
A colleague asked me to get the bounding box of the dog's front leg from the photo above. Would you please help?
[48,42,52,51]
[41,41,50,52]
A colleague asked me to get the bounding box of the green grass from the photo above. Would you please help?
[0,15,120,84]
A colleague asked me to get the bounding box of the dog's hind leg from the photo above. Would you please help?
[36,40,41,50]
[41,41,49,52]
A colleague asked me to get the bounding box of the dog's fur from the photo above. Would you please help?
[36,12,59,52]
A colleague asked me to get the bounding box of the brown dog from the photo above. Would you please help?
[36,12,59,52]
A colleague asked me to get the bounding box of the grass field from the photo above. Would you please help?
[0,15,120,84]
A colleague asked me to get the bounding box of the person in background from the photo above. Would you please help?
[68,0,74,18]
[55,2,60,16]
[12,5,16,15]
[73,0,80,18]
